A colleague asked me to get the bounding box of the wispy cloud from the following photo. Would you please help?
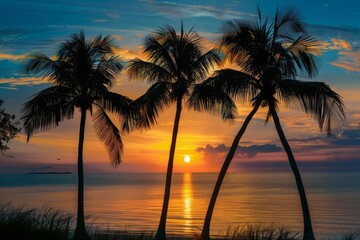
[196,143,282,159]
[319,38,352,51]
[143,0,255,20]
[111,46,144,61]
[0,52,28,61]
[0,77,48,89]
[94,19,108,23]
[314,35,360,73]
[308,24,360,42]
[105,10,120,19]
[307,24,360,73]
[331,50,360,73]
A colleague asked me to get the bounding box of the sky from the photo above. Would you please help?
[0,0,359,173]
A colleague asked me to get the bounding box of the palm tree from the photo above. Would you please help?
[190,8,345,240]
[126,23,233,240]
[21,31,131,240]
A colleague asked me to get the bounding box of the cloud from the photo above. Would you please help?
[348,111,360,127]
[111,46,144,61]
[196,143,282,158]
[307,24,360,73]
[112,35,124,41]
[315,38,360,72]
[143,0,255,20]
[94,19,108,23]
[308,24,360,42]
[105,10,120,19]
[318,38,352,51]
[332,129,360,145]
[230,158,360,172]
[288,128,360,152]
[0,77,48,89]
[330,50,360,72]
[0,52,28,61]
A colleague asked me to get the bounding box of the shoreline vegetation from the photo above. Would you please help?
[0,203,358,240]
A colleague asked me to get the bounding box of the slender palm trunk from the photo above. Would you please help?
[73,108,90,240]
[201,103,260,240]
[155,98,182,240]
[270,105,315,240]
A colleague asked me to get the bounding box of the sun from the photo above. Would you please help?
[184,155,191,163]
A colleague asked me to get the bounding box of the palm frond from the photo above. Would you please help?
[189,83,237,120]
[127,58,174,83]
[154,24,178,43]
[278,79,346,132]
[96,91,132,116]
[123,81,173,132]
[21,86,75,141]
[205,69,258,104]
[172,34,203,76]
[155,23,201,45]
[273,8,305,39]
[91,34,114,53]
[93,55,124,89]
[218,19,254,63]
[58,31,86,60]
[143,36,177,73]
[284,34,319,77]
[187,49,220,81]
[93,107,123,166]
[23,52,72,85]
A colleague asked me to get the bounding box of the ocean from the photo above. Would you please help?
[0,172,359,239]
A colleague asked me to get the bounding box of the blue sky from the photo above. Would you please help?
[0,0,359,173]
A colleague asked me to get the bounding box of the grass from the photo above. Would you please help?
[219,224,300,240]
[337,231,360,240]
[92,228,154,240]
[0,203,73,240]
[0,203,359,240]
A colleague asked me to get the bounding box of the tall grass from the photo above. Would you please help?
[92,228,154,240]
[0,203,73,240]
[0,203,359,240]
[338,231,360,240]
[218,224,300,240]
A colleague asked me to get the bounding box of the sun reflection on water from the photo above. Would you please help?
[182,172,193,233]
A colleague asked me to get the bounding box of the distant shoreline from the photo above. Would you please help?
[25,172,72,175]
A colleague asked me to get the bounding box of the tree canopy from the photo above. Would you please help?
[0,100,21,153]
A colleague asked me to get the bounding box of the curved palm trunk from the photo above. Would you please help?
[155,98,182,240]
[73,108,90,240]
[269,106,315,240]
[201,103,260,240]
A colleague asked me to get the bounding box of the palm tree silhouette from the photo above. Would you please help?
[190,8,345,240]
[126,23,233,240]
[21,31,131,240]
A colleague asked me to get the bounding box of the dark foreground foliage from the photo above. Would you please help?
[0,203,72,240]
[93,229,154,240]
[0,203,359,240]
[219,224,300,240]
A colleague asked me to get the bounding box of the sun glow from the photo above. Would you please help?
[184,155,191,163]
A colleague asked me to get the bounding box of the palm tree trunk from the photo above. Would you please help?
[269,105,315,240]
[73,108,90,240]
[155,98,182,240]
[201,102,260,240]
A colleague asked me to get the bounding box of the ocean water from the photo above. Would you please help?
[0,172,359,239]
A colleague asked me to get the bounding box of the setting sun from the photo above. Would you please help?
[184,155,191,163]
